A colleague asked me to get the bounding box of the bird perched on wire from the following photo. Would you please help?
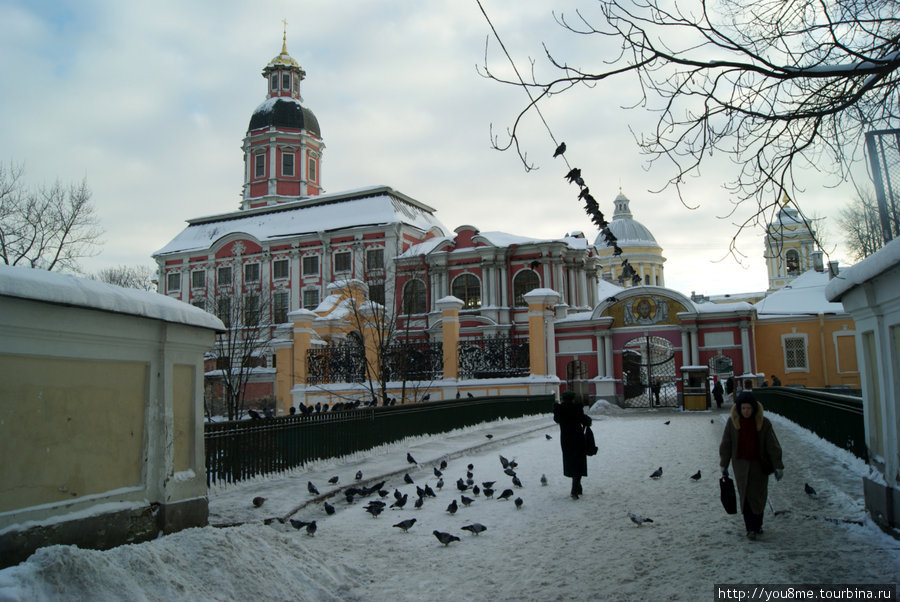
[650,467,663,479]
[804,483,817,497]
[461,523,487,536]
[252,496,266,508]
[628,513,653,526]
[393,518,417,533]
[308,481,319,496]
[564,168,581,184]
[553,142,566,158]
[433,530,460,546]
[446,499,459,514]
[690,470,701,481]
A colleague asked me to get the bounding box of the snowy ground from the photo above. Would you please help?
[1,403,898,601]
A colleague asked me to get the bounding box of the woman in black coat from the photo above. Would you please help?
[553,391,592,499]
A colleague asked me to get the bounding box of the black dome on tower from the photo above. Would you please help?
[248,98,320,136]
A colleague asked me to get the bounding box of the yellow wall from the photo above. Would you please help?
[754,316,859,388]
[0,355,147,513]
[172,364,194,473]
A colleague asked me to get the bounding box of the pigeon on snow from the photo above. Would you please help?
[628,513,653,526]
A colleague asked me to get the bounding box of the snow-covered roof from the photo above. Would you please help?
[755,269,846,317]
[0,264,224,330]
[691,300,755,314]
[398,230,595,258]
[826,237,900,302]
[154,186,448,257]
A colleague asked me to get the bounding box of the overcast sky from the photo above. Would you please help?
[0,0,864,295]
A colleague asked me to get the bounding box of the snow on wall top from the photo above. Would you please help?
[0,264,225,330]
[755,269,846,316]
[154,186,448,257]
[397,230,594,258]
[826,237,900,302]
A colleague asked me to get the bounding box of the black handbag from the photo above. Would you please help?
[720,475,737,514]
[584,426,598,456]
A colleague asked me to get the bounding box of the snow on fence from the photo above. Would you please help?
[753,387,866,460]
[204,394,554,486]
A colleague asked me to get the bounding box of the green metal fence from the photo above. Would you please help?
[204,395,554,486]
[752,387,866,460]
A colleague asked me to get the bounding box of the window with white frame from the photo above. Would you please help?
[167,272,181,292]
[273,290,289,323]
[244,263,260,283]
[217,266,232,288]
[303,288,320,309]
[281,73,290,91]
[273,259,289,280]
[254,153,266,178]
[244,293,260,326]
[308,157,317,182]
[270,74,278,92]
[282,152,294,177]
[334,251,351,273]
[402,279,427,314]
[216,296,232,328]
[191,270,205,289]
[368,282,385,305]
[452,273,481,309]
[366,248,384,270]
[782,334,809,371]
[302,255,319,276]
[513,270,540,307]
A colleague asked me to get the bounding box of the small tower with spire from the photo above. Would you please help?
[764,193,817,291]
[241,23,324,209]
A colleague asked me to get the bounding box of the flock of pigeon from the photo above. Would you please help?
[251,417,824,541]
[252,444,537,546]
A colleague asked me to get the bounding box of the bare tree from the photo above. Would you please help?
[839,188,899,259]
[0,161,103,271]
[480,0,900,254]
[91,265,157,291]
[203,288,276,421]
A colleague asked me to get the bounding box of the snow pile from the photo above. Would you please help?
[2,410,897,601]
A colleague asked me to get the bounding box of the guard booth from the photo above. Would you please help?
[681,365,710,411]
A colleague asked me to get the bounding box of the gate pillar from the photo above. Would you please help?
[436,296,464,380]
[523,289,561,376]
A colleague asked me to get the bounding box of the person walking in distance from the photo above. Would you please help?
[553,391,592,499]
[719,391,784,540]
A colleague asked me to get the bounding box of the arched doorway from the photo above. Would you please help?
[621,335,677,408]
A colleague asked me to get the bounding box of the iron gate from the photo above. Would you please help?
[621,335,677,408]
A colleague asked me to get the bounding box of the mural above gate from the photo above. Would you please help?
[602,294,688,327]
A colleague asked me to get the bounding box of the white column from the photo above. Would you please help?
[690,329,699,365]
[681,330,690,366]
[595,334,605,377]
[604,334,614,378]
[741,325,752,374]
[499,263,509,308]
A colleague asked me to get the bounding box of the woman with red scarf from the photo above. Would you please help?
[719,391,784,540]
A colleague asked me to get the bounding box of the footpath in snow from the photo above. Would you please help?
[1,403,898,601]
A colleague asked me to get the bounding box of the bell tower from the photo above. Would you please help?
[241,25,324,210]
[764,194,817,292]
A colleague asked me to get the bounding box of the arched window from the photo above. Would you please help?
[513,270,540,306]
[402,279,426,314]
[451,273,481,309]
[785,249,800,275]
